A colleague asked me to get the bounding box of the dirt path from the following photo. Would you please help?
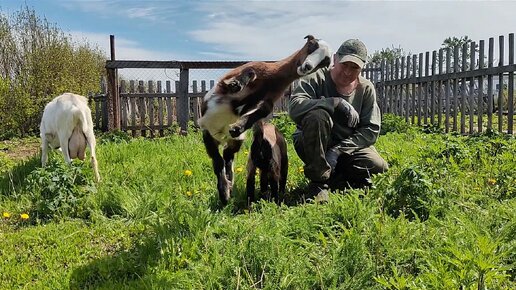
[0,138,40,163]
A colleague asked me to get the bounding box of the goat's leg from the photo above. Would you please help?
[84,129,101,183]
[203,130,231,204]
[41,137,49,167]
[222,138,243,185]
[246,162,257,206]
[59,132,72,164]
[269,174,280,204]
[229,100,274,138]
[259,168,269,200]
[279,154,288,196]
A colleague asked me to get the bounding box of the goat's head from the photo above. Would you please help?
[218,67,257,95]
[297,35,332,76]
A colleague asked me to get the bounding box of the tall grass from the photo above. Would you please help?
[0,115,514,289]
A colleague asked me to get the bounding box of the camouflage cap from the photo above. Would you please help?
[336,39,367,68]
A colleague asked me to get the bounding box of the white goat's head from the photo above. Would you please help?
[297,35,332,76]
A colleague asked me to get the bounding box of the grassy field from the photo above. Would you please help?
[0,115,515,289]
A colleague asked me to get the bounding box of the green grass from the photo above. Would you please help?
[1,115,515,289]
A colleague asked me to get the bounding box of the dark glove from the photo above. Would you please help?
[334,98,359,128]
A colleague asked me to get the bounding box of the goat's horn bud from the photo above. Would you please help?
[304,35,315,41]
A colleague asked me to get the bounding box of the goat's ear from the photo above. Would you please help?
[304,35,315,41]
[241,67,257,85]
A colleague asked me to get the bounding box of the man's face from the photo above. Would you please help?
[332,59,361,85]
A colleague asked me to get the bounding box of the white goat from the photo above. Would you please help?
[40,93,100,182]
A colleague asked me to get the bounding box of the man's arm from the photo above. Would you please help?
[335,83,381,154]
[288,76,335,125]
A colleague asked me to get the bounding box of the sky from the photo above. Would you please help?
[2,0,516,63]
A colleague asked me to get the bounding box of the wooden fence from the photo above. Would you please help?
[375,33,515,134]
[93,34,515,136]
[90,64,291,137]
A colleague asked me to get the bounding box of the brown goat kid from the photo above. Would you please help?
[246,120,288,205]
[198,35,331,204]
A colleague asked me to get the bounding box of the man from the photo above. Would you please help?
[288,38,388,202]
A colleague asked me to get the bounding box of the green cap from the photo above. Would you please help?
[336,39,367,68]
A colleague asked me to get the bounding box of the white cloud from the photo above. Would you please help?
[67,31,191,60]
[52,1,516,64]
[126,7,157,20]
[189,1,516,61]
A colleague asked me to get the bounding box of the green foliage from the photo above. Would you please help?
[0,127,515,289]
[271,113,297,141]
[380,113,412,135]
[382,165,435,220]
[369,45,409,66]
[0,152,15,175]
[0,6,106,139]
[441,35,477,71]
[25,159,96,221]
[98,129,132,145]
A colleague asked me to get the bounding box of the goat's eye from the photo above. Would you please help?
[307,41,319,54]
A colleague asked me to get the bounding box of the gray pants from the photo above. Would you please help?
[293,109,388,188]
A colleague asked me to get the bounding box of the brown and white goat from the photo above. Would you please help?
[40,93,100,182]
[198,35,331,204]
[246,120,288,205]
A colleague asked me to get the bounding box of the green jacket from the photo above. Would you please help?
[288,67,382,154]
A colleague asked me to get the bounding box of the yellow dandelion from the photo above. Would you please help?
[3,212,10,218]
[236,167,244,173]
[487,178,496,186]
[20,213,29,220]
[186,191,193,197]
[298,166,304,173]
[244,150,249,156]
[183,170,193,177]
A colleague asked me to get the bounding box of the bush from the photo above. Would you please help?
[0,6,106,139]
[383,165,435,221]
[25,159,96,221]
[380,114,411,135]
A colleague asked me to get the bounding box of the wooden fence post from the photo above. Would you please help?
[106,68,120,130]
[106,35,120,131]
[178,68,190,134]
[508,33,514,134]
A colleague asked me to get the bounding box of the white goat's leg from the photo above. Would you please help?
[84,131,100,182]
[41,138,49,167]
[59,133,72,164]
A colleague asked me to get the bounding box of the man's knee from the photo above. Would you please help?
[370,156,388,174]
[336,148,388,176]
[301,108,332,130]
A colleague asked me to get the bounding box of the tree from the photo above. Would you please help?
[0,5,106,139]
[441,35,478,71]
[368,45,409,67]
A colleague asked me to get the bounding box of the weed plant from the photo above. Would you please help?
[0,116,514,289]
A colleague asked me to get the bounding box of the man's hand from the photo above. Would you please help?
[333,97,359,128]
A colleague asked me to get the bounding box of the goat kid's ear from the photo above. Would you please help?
[304,35,315,41]
[241,67,257,84]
